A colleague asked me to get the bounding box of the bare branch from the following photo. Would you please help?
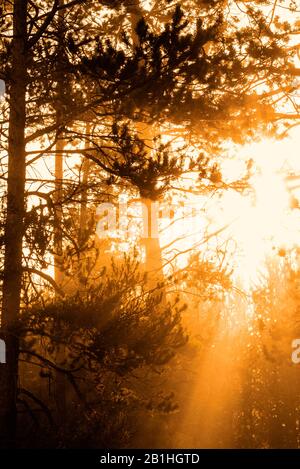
[27,0,60,49]
[23,267,65,296]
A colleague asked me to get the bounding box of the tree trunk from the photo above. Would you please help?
[54,137,64,286]
[53,136,68,421]
[141,198,165,302]
[78,123,92,284]
[79,158,91,247]
[54,0,65,288]
[53,117,66,423]
[141,198,163,276]
[0,0,27,447]
[79,125,92,248]
[53,0,68,420]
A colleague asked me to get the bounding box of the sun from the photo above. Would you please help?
[159,128,300,292]
[217,129,300,289]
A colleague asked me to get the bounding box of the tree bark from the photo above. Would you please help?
[0,0,27,447]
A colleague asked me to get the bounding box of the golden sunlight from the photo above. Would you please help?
[1,0,300,456]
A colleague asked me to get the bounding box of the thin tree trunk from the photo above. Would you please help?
[78,123,92,283]
[54,137,64,286]
[79,157,91,247]
[0,0,27,447]
[54,0,65,288]
[53,0,66,418]
[79,124,91,247]
[53,137,67,421]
